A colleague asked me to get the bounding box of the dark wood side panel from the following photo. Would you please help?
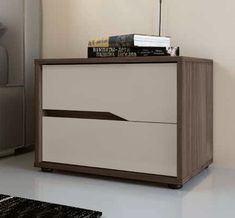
[35,63,43,165]
[178,60,213,183]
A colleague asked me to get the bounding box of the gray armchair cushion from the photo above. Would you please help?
[0,23,7,38]
[0,46,8,84]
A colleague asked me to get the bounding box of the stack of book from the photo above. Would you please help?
[88,34,179,58]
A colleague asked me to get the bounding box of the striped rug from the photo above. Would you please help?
[0,194,102,218]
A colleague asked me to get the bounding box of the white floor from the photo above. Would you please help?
[0,153,235,218]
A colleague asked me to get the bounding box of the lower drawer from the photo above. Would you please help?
[42,117,177,177]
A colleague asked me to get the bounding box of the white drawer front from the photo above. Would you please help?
[42,117,177,177]
[42,64,177,123]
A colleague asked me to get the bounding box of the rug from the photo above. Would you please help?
[0,195,9,201]
[0,194,102,218]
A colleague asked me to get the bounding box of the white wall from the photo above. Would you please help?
[163,0,235,169]
[42,0,158,57]
[42,0,235,169]
[24,0,42,145]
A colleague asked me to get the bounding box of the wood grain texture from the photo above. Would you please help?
[35,56,212,65]
[177,60,213,183]
[35,161,178,185]
[35,63,42,165]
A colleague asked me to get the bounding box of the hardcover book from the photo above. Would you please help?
[88,47,180,58]
[88,34,171,48]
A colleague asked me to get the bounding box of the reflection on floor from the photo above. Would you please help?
[0,152,234,218]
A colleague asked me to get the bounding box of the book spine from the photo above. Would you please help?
[88,47,179,58]
[108,34,135,47]
[88,34,135,47]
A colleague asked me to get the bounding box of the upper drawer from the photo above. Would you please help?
[42,63,177,123]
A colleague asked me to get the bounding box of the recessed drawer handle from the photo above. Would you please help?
[43,110,128,121]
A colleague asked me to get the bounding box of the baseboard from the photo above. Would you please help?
[0,148,15,158]
[14,144,35,155]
